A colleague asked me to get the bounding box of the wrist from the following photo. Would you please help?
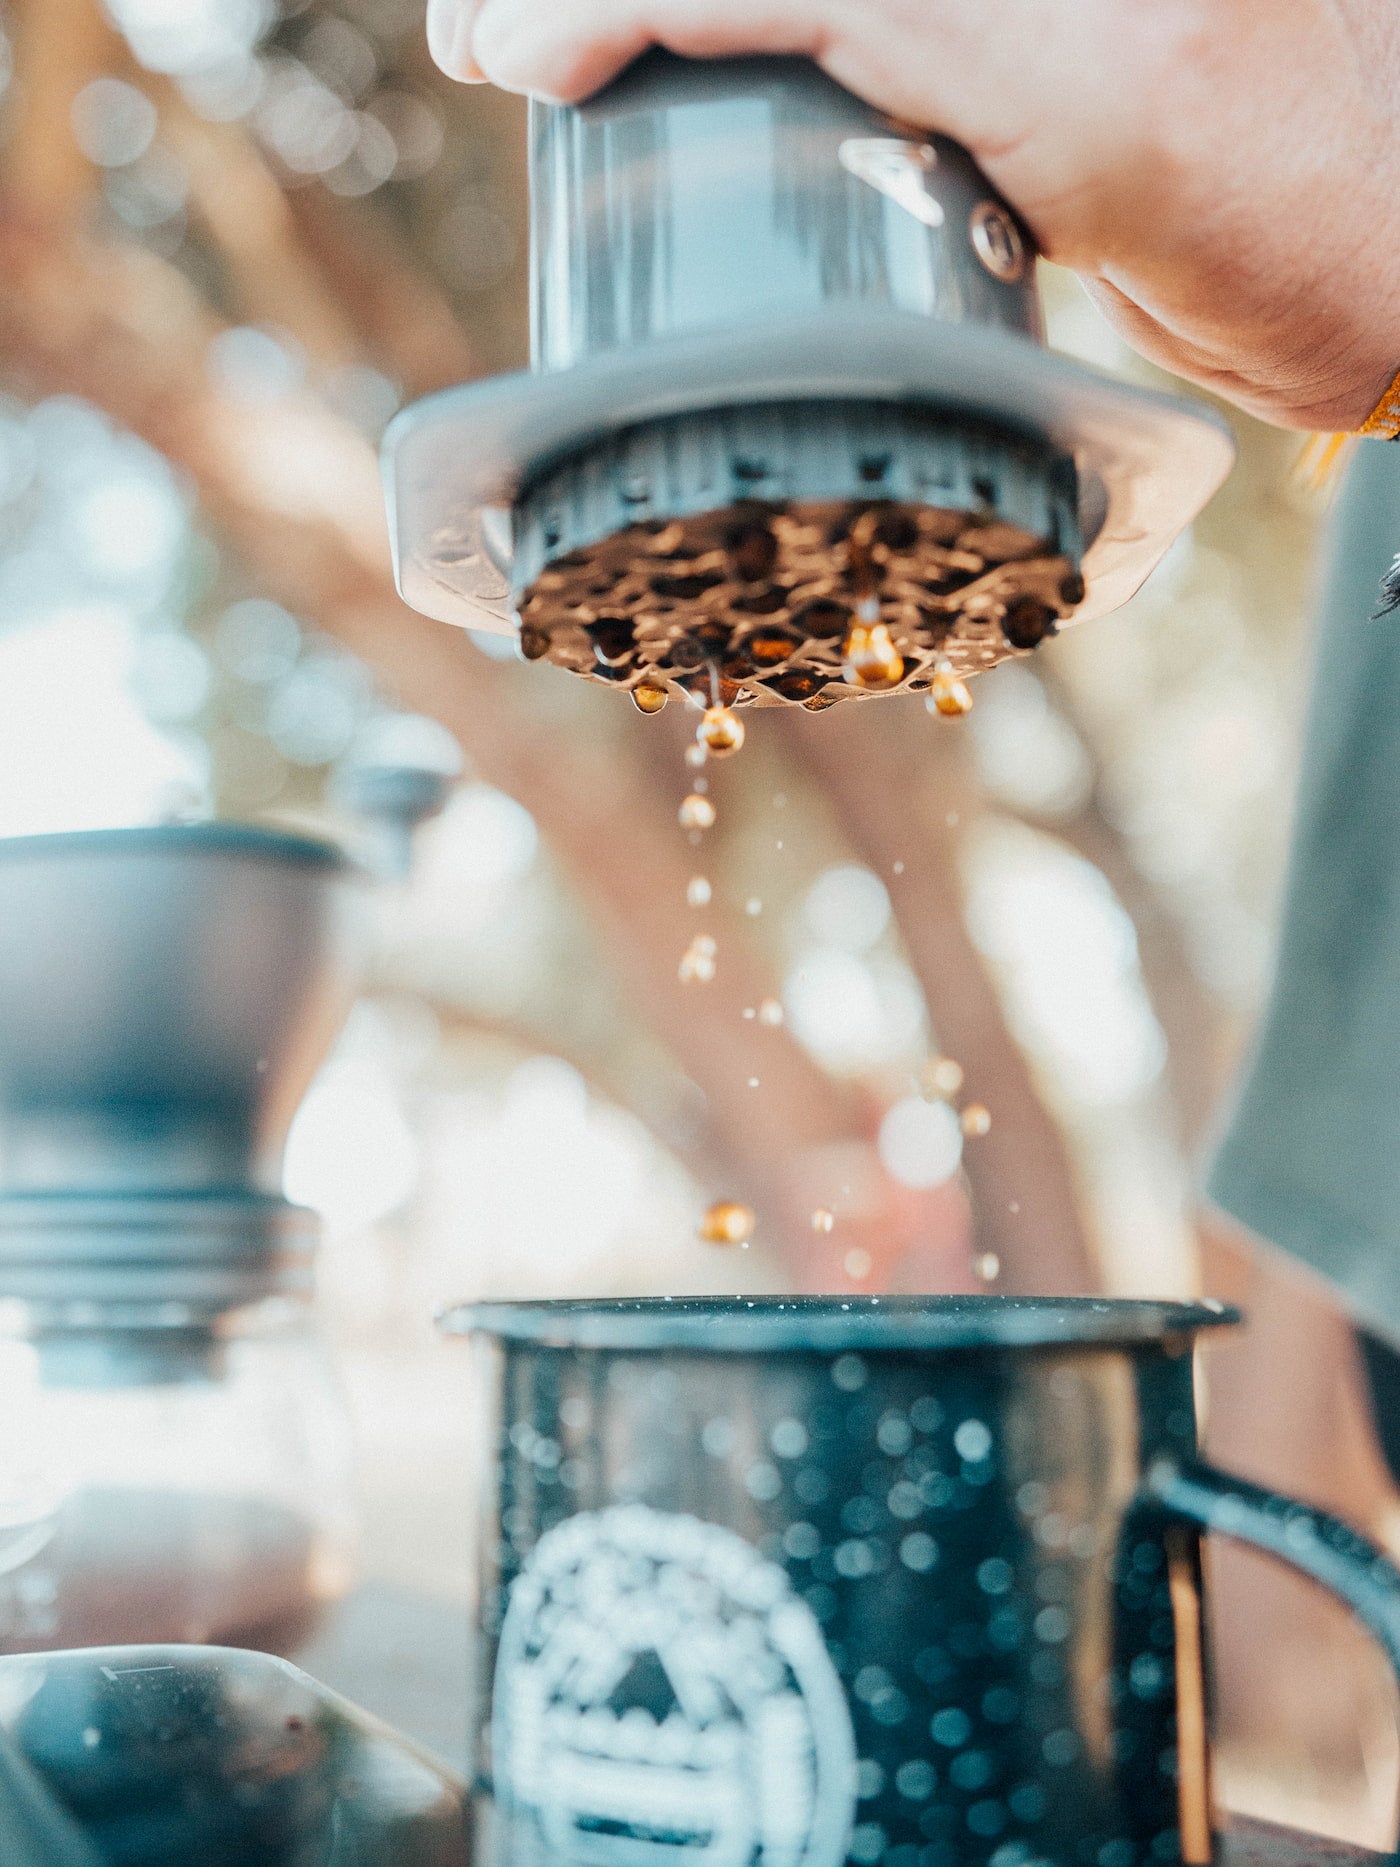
[1268,310,1400,436]
[1304,347,1400,440]
[1311,244,1400,434]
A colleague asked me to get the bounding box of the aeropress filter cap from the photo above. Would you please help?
[384,52,1235,708]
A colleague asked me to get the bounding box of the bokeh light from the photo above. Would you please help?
[285,1055,420,1233]
[206,326,305,405]
[966,821,1167,1108]
[215,599,302,683]
[413,1055,709,1297]
[878,1096,964,1189]
[256,56,359,174]
[0,606,207,835]
[108,0,273,76]
[801,864,892,952]
[969,662,1093,820]
[71,79,158,168]
[784,948,926,1076]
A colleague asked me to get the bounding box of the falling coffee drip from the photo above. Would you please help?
[699,1200,755,1246]
[514,404,1083,711]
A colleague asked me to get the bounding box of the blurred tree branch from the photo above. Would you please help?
[779,706,1102,1295]
[281,185,483,395]
[162,97,366,372]
[4,0,109,225]
[1042,801,1224,1147]
[0,211,889,1275]
[1028,659,1228,1145]
[0,16,1191,1297]
[159,85,482,391]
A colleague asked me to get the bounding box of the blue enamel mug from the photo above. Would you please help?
[444,1295,1400,1867]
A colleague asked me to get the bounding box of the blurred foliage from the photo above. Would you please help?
[0,0,1333,1303]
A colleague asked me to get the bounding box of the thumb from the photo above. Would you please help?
[469,0,836,102]
[427,0,489,80]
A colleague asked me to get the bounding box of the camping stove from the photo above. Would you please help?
[384,53,1235,709]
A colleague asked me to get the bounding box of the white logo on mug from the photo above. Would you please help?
[492,1503,857,1867]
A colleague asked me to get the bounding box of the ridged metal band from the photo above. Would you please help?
[0,1193,318,1313]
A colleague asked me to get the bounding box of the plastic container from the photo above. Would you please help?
[0,1295,353,1656]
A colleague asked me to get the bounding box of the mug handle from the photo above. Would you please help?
[1144,1456,1400,1860]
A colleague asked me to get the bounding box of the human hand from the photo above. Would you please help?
[427,0,1400,434]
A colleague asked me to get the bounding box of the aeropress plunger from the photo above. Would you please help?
[383,53,1235,711]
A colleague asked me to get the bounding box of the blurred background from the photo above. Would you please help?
[0,0,1388,1847]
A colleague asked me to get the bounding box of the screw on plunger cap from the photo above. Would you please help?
[382,53,1235,692]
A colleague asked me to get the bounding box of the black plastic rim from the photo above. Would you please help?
[440,1294,1239,1354]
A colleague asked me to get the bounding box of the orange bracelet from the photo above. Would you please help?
[1360,363,1400,439]
[1298,363,1400,486]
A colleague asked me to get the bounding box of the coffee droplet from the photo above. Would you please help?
[928,661,974,717]
[678,932,717,984]
[812,1208,835,1234]
[748,630,798,667]
[960,1103,992,1137]
[685,743,708,770]
[700,1200,755,1247]
[757,997,784,1028]
[975,1252,1001,1283]
[919,1056,964,1100]
[679,793,717,831]
[687,876,712,908]
[843,1247,873,1280]
[842,621,904,691]
[632,681,669,714]
[698,705,745,758]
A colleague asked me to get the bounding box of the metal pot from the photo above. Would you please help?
[445,1294,1400,1867]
